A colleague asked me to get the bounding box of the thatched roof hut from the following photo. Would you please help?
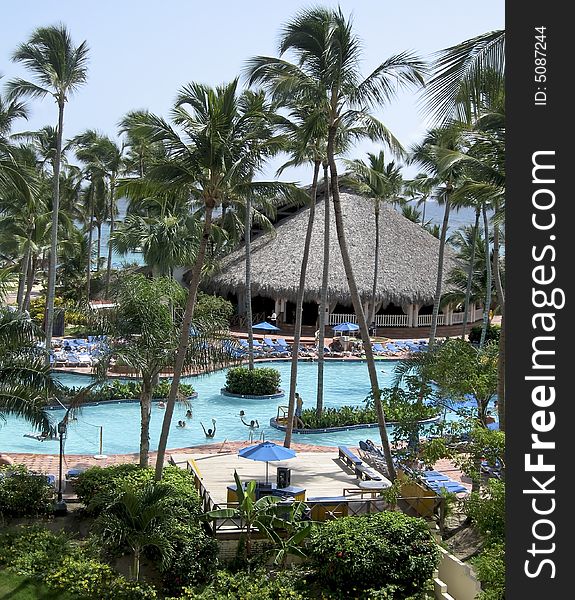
[206,192,456,308]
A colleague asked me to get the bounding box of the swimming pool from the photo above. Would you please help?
[0,361,453,455]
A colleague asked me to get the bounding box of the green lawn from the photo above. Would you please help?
[0,571,78,600]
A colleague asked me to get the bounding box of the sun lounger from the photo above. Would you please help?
[338,446,363,468]
[426,480,468,494]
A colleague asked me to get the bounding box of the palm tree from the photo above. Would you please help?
[424,30,505,428]
[91,481,175,580]
[7,24,89,357]
[344,151,405,325]
[111,213,200,278]
[410,123,467,347]
[118,79,284,480]
[0,308,60,433]
[246,7,426,476]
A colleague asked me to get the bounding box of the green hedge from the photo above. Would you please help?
[224,367,281,396]
[468,324,500,344]
[74,465,202,519]
[46,557,157,600]
[309,512,440,597]
[0,525,157,600]
[0,465,55,517]
[167,569,306,599]
[300,394,439,429]
[65,379,195,403]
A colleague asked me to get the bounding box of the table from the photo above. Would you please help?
[227,482,306,504]
[357,478,392,497]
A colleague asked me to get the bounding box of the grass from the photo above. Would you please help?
[0,571,78,600]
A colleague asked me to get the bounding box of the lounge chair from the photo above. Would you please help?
[66,353,81,366]
[372,342,386,355]
[276,338,291,351]
[426,480,468,494]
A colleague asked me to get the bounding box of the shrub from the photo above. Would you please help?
[468,323,500,344]
[472,543,505,600]
[159,523,219,594]
[194,292,234,324]
[0,526,74,577]
[309,512,440,596]
[45,556,158,600]
[167,569,306,599]
[0,465,54,517]
[75,465,202,520]
[224,367,281,396]
[65,380,195,403]
[466,480,505,543]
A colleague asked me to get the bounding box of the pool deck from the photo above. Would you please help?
[2,441,471,502]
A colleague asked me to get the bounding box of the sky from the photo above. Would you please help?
[1,1,504,184]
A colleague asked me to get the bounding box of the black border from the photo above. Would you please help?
[507,4,572,597]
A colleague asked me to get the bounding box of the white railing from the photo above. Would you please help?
[417,314,445,327]
[328,313,357,325]
[451,313,465,324]
[375,314,409,327]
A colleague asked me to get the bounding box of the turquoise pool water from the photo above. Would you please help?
[0,361,449,455]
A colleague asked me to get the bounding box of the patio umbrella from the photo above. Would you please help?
[238,441,296,484]
[332,322,359,334]
[252,321,280,331]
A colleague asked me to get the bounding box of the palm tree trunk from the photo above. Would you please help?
[23,256,37,311]
[284,160,320,447]
[316,163,330,417]
[492,222,505,429]
[154,204,214,481]
[479,204,492,349]
[104,176,116,296]
[44,101,65,361]
[461,206,481,339]
[245,194,254,370]
[326,127,396,480]
[96,222,102,269]
[428,192,451,348]
[139,376,153,467]
[133,546,140,581]
[86,185,95,301]
[369,202,381,325]
[17,246,31,310]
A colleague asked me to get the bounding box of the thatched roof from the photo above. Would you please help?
[206,192,457,307]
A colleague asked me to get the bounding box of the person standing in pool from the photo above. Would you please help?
[241,415,260,442]
[294,392,305,429]
[201,418,217,438]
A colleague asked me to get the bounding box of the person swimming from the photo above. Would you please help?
[185,409,193,418]
[201,418,217,438]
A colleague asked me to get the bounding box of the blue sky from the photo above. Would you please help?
[1,1,504,183]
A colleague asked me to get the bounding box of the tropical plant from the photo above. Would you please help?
[118,79,290,480]
[7,24,89,356]
[0,465,55,517]
[89,274,229,467]
[343,151,405,324]
[202,470,281,564]
[309,511,440,596]
[224,366,281,396]
[246,7,426,478]
[91,481,176,580]
[410,122,468,347]
[0,307,59,433]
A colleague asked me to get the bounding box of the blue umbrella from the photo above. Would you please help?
[332,322,359,333]
[238,441,296,484]
[252,321,280,331]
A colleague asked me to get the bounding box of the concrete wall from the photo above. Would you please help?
[434,547,482,600]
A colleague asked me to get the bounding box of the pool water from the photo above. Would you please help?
[0,361,453,455]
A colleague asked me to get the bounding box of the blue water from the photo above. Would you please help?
[0,360,445,455]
